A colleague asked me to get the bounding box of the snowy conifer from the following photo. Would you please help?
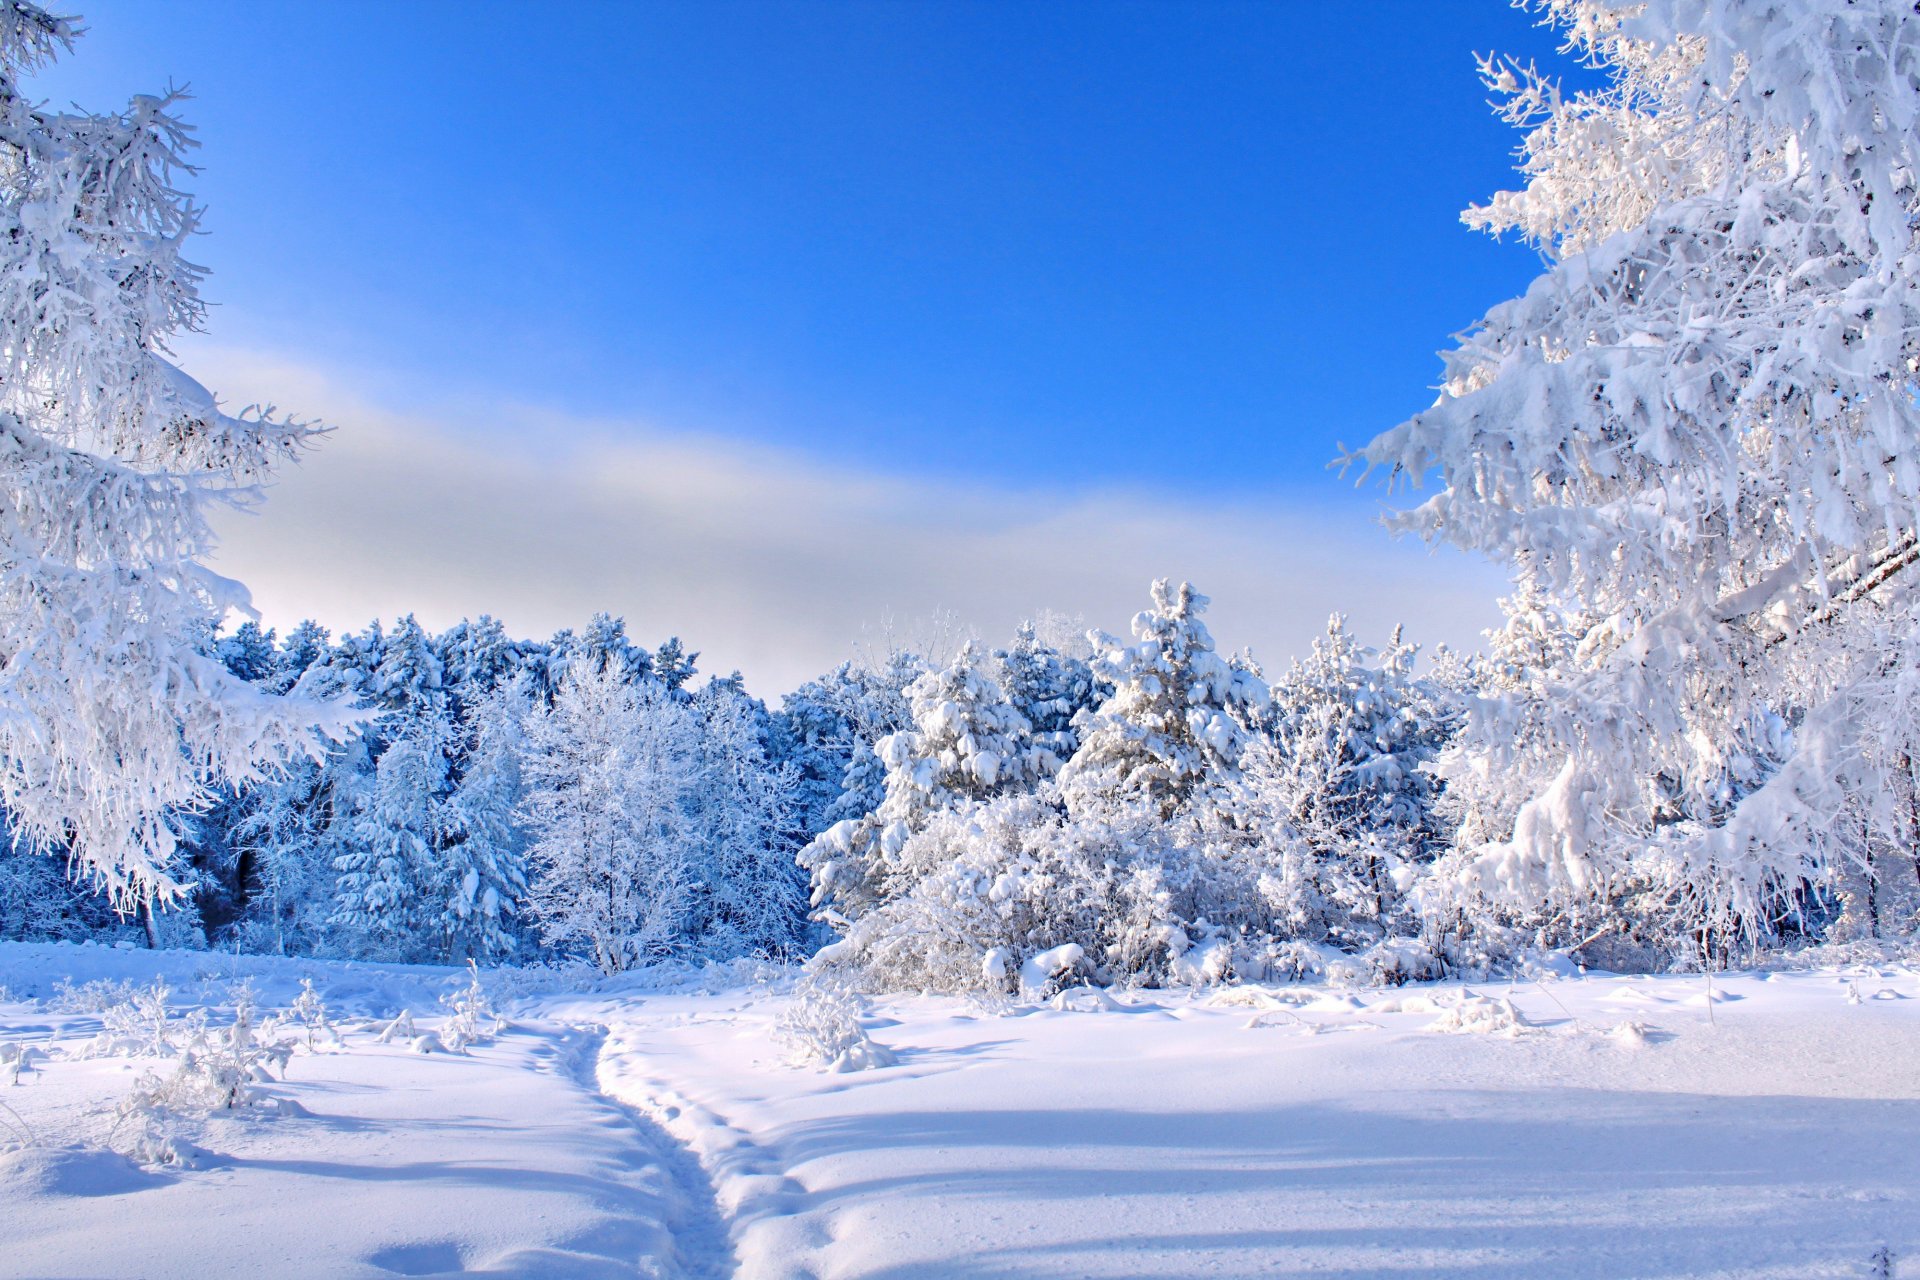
[1058,580,1267,825]
[994,622,1098,772]
[802,642,1040,920]
[331,713,451,962]
[688,681,806,958]
[440,684,530,963]
[1241,616,1459,951]
[0,7,350,905]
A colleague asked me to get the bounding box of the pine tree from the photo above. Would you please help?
[0,6,350,905]
[215,622,279,684]
[688,681,806,958]
[1244,616,1460,950]
[1058,580,1266,825]
[802,642,1041,921]
[270,621,332,696]
[995,622,1098,772]
[771,671,862,841]
[439,615,522,717]
[332,714,450,961]
[439,684,529,963]
[652,636,699,696]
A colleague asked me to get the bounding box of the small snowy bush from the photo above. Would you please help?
[774,975,896,1073]
[106,989,294,1165]
[287,978,335,1052]
[440,963,496,1053]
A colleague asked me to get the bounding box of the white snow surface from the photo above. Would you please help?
[3,942,1919,1278]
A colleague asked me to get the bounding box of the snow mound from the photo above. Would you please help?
[0,1144,165,1198]
[1424,994,1532,1037]
[1607,1020,1650,1048]
[1020,944,1085,999]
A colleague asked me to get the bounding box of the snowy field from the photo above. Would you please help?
[2,941,1918,1279]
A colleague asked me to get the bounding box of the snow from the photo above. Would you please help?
[0,944,729,1279]
[585,969,1920,1278]
[5,941,1918,1277]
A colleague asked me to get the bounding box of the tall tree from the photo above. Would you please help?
[0,6,349,906]
[1357,0,1920,952]
[802,642,1041,921]
[688,681,806,958]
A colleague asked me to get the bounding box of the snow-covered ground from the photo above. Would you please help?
[3,942,1917,1278]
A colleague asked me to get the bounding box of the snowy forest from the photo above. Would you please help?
[5,0,1920,995]
[4,568,1907,986]
[6,1,1920,1275]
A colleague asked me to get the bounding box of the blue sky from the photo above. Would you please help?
[36,2,1576,690]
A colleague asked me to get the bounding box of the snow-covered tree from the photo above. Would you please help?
[653,636,699,696]
[1058,580,1267,826]
[815,584,1312,992]
[519,663,699,974]
[801,642,1041,921]
[231,630,372,955]
[331,712,450,961]
[779,651,928,853]
[687,681,806,958]
[366,616,446,735]
[440,684,530,963]
[1240,616,1460,953]
[995,622,1099,772]
[440,615,522,715]
[0,6,349,906]
[770,682,855,842]
[1356,0,1920,955]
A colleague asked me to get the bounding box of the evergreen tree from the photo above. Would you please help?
[439,615,522,718]
[802,642,1041,921]
[770,670,862,840]
[1243,616,1460,951]
[439,685,529,963]
[994,622,1098,772]
[1058,580,1267,825]
[332,714,450,961]
[0,6,349,904]
[652,636,698,696]
[689,682,806,958]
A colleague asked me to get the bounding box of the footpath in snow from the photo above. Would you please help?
[578,965,1920,1280]
[0,943,732,1280]
[3,941,1919,1278]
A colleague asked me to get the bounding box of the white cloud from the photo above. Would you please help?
[190,344,1510,699]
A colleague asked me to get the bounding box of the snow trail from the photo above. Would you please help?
[588,970,1920,1279]
[570,1023,741,1280]
[0,946,728,1278]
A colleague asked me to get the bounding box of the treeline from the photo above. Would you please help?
[0,581,1465,982]
[0,578,1868,984]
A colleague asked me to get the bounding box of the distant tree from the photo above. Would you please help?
[802,642,1041,921]
[439,685,530,963]
[994,622,1099,772]
[688,682,807,958]
[332,714,450,961]
[520,664,699,973]
[1058,580,1266,826]
[1243,616,1460,950]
